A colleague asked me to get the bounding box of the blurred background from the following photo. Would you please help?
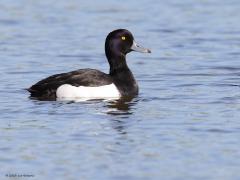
[0,0,240,179]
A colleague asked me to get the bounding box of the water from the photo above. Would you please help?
[1,0,240,179]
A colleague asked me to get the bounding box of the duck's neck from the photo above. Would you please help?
[107,53,138,96]
[108,53,128,74]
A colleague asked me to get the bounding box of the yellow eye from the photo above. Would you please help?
[121,36,126,40]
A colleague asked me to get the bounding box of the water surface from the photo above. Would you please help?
[1,0,240,179]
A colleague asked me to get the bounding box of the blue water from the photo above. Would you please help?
[1,0,240,179]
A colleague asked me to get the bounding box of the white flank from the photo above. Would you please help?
[56,83,121,100]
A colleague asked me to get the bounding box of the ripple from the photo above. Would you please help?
[188,128,236,134]
[0,19,20,25]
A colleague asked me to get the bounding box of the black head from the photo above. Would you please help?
[105,29,151,60]
[105,29,151,96]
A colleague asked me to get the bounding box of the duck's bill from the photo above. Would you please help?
[131,40,151,53]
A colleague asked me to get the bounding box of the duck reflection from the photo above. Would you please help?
[29,95,139,135]
[104,97,139,134]
[30,95,139,116]
[105,96,138,116]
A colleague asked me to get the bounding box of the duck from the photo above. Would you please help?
[27,29,151,100]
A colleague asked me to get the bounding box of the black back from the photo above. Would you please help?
[28,69,113,99]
